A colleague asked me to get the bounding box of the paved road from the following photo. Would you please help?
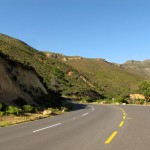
[0,104,150,150]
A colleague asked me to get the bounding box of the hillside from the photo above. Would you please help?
[122,60,150,79]
[0,34,101,105]
[0,33,147,104]
[46,54,146,98]
[0,55,47,105]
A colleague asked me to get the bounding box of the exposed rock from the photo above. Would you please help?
[0,56,47,105]
[67,71,73,76]
[123,59,150,78]
[42,110,52,115]
[45,53,62,58]
[62,56,83,61]
[130,94,145,100]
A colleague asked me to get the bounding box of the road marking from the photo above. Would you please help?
[127,118,133,120]
[119,121,124,127]
[105,131,118,144]
[91,106,94,110]
[105,106,127,145]
[73,117,76,120]
[33,123,62,133]
[82,113,88,116]
[123,116,126,120]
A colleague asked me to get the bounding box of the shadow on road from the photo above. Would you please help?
[71,103,90,111]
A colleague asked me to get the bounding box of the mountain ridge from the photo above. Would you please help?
[0,33,149,105]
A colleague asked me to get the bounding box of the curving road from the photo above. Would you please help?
[0,104,150,150]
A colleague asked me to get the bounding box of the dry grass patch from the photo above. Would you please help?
[0,108,65,127]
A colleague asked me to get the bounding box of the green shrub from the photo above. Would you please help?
[104,99,113,104]
[96,99,103,103]
[136,99,145,105]
[114,97,128,104]
[22,105,38,113]
[61,107,68,112]
[23,105,34,113]
[53,68,65,78]
[6,106,22,116]
[79,98,91,103]
[0,111,5,116]
[139,99,145,105]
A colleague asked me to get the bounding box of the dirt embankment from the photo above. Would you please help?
[0,56,47,105]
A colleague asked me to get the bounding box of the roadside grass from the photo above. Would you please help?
[0,108,66,127]
[0,102,76,127]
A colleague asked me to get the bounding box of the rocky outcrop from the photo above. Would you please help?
[45,52,64,59]
[123,60,150,78]
[45,52,83,62]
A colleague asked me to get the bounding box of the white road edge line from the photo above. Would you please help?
[82,113,89,116]
[91,106,95,111]
[33,123,62,133]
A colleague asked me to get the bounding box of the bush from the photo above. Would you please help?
[114,97,128,104]
[96,99,103,103]
[79,97,93,103]
[104,99,113,104]
[53,68,65,78]
[23,105,38,113]
[6,106,22,116]
[136,99,145,105]
[0,111,5,116]
[23,105,34,113]
[0,102,7,111]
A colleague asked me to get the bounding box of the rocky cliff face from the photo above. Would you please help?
[122,60,150,78]
[0,56,47,105]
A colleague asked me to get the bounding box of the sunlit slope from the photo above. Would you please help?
[123,60,150,79]
[64,58,145,97]
[0,34,101,99]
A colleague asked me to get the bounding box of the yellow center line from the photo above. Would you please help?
[105,131,118,144]
[123,112,126,115]
[119,121,124,127]
[123,115,126,120]
[105,106,127,145]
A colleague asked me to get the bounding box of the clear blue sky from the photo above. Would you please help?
[0,0,150,63]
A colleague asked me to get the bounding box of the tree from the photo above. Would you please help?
[138,80,150,105]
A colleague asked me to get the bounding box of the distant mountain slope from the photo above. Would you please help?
[0,34,101,102]
[122,60,150,79]
[57,57,145,98]
[0,33,147,102]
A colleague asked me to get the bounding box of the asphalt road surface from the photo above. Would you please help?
[0,104,150,150]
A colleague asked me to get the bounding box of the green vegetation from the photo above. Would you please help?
[65,58,145,98]
[0,100,76,127]
[138,80,150,104]
[22,105,37,113]
[123,60,150,79]
[0,34,100,100]
[134,99,145,105]
[0,33,148,107]
[113,97,129,104]
[6,106,22,116]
